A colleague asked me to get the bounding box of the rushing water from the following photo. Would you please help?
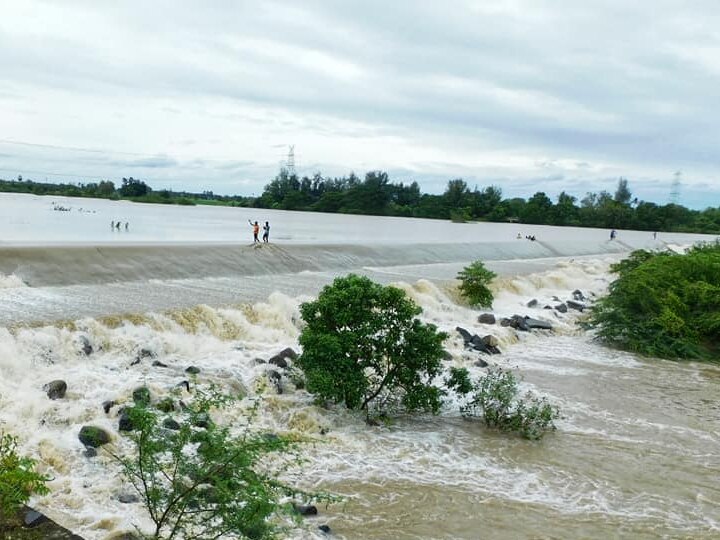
[0,194,718,539]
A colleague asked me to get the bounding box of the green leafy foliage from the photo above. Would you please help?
[448,367,559,440]
[457,261,497,308]
[297,274,448,416]
[0,433,50,520]
[589,243,720,360]
[107,388,331,540]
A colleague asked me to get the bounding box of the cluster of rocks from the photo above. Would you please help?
[254,346,299,395]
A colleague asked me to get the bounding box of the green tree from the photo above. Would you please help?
[614,177,632,205]
[521,191,554,224]
[0,433,50,520]
[108,389,328,540]
[297,274,447,415]
[457,260,496,308]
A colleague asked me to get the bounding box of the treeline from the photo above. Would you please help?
[0,176,255,207]
[3,171,720,233]
[256,171,720,233]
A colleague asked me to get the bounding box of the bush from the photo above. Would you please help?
[107,388,330,540]
[457,260,496,308]
[589,243,720,360]
[297,274,448,416]
[447,367,559,440]
[0,433,50,520]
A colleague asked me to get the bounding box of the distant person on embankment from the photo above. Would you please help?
[262,221,270,243]
[610,229,617,240]
[249,220,260,243]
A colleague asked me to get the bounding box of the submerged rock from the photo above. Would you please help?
[152,360,169,368]
[555,303,568,313]
[524,317,553,330]
[185,365,201,375]
[293,504,318,516]
[102,400,116,414]
[527,299,538,308]
[478,313,496,325]
[572,289,586,301]
[267,370,283,394]
[475,358,489,368]
[43,380,67,400]
[319,524,332,534]
[456,327,473,343]
[566,300,586,311]
[78,426,110,447]
[79,335,93,356]
[269,347,298,369]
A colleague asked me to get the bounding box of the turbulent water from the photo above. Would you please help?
[0,194,719,539]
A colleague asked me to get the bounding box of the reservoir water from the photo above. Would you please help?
[0,193,718,539]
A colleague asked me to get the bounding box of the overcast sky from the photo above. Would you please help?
[1,0,719,208]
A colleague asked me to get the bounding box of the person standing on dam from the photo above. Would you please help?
[262,221,270,243]
[249,220,260,243]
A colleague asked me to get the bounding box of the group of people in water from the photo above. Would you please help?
[517,233,537,241]
[110,220,129,231]
[249,220,270,243]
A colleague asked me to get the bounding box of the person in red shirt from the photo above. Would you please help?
[249,220,260,243]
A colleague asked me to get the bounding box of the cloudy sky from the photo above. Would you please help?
[1,0,719,208]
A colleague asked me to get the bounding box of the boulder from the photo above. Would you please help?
[185,366,201,375]
[267,370,283,394]
[456,327,473,343]
[319,525,332,534]
[474,358,489,368]
[526,299,538,308]
[138,348,156,359]
[152,360,169,368]
[478,313,496,325]
[524,317,553,330]
[269,347,298,369]
[43,380,67,400]
[23,509,49,527]
[79,426,110,448]
[503,315,530,331]
[482,335,499,348]
[163,418,181,431]
[566,300,585,311]
[79,335,93,356]
[572,289,585,301]
[555,303,568,313]
[102,400,116,414]
[469,334,490,353]
[118,410,135,432]
[132,386,151,405]
[118,493,139,504]
[293,504,318,516]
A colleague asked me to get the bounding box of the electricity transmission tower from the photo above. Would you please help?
[669,171,682,204]
[286,145,296,176]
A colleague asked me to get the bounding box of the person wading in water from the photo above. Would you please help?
[249,220,260,243]
[262,221,270,243]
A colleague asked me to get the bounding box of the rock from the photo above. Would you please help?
[132,386,151,405]
[118,493,139,504]
[469,334,490,353]
[482,335,499,348]
[566,300,586,311]
[572,289,585,301]
[500,317,512,327]
[129,358,141,367]
[163,418,181,431]
[254,357,266,364]
[79,335,93,356]
[503,315,530,331]
[157,397,175,413]
[138,348,156,359]
[79,426,111,447]
[524,317,553,330]
[319,524,332,534]
[552,295,561,302]
[24,509,49,527]
[118,410,135,432]
[185,366,201,375]
[192,413,212,429]
[152,360,169,368]
[474,358,489,368]
[456,326,473,343]
[102,400,116,414]
[267,370,283,394]
[177,380,191,392]
[269,347,298,369]
[83,447,97,458]
[293,504,318,516]
[555,303,568,313]
[441,349,453,361]
[526,299,538,308]
[43,380,67,400]
[478,313,496,324]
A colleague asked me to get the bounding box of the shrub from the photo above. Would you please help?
[589,243,720,360]
[107,388,330,540]
[0,433,50,520]
[457,260,496,308]
[297,274,448,416]
[447,367,559,440]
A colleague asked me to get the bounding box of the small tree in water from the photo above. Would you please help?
[456,260,496,308]
[297,274,447,416]
[447,367,559,440]
[108,388,330,539]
